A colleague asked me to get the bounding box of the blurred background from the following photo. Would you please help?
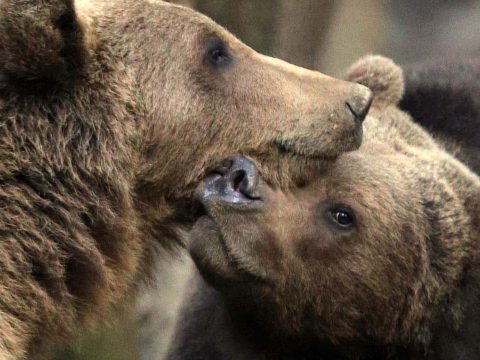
[52,0,480,359]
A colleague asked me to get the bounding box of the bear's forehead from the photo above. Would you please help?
[293,152,415,204]
[329,153,401,186]
[97,0,231,32]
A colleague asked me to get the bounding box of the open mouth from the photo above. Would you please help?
[274,140,341,160]
[275,140,315,158]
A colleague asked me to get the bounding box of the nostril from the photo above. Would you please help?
[223,158,234,169]
[231,169,247,193]
[213,158,234,176]
[346,89,373,123]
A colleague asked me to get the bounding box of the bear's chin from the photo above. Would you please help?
[190,215,266,289]
[189,216,240,285]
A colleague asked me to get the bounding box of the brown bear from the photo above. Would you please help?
[167,56,480,360]
[0,0,373,358]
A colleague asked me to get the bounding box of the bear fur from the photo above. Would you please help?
[0,0,373,358]
[167,56,480,360]
[401,58,480,174]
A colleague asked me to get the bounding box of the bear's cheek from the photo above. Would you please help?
[292,231,355,267]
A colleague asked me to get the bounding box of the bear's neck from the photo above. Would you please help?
[428,263,480,360]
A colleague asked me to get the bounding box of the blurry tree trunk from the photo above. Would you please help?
[195,0,277,54]
[271,0,335,69]
[316,0,390,76]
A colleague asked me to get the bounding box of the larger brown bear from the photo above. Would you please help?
[167,56,480,360]
[0,0,373,358]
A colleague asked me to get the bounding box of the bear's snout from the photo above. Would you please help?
[196,157,261,208]
[345,85,373,124]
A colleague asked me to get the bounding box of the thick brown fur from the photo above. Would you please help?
[0,0,374,358]
[168,56,480,359]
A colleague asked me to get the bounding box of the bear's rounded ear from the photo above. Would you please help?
[0,0,86,94]
[345,55,404,109]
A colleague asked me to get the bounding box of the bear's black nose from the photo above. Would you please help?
[199,156,260,205]
[346,86,373,123]
[223,156,259,199]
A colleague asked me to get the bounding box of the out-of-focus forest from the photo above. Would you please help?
[172,0,480,77]
[52,0,480,359]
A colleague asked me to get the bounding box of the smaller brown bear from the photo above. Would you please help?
[167,57,480,360]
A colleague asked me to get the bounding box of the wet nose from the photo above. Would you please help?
[200,157,260,205]
[346,85,373,123]
[223,157,259,199]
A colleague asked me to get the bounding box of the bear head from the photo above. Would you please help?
[0,0,374,207]
[189,57,480,356]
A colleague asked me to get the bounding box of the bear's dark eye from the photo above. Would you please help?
[204,37,232,69]
[329,207,355,228]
